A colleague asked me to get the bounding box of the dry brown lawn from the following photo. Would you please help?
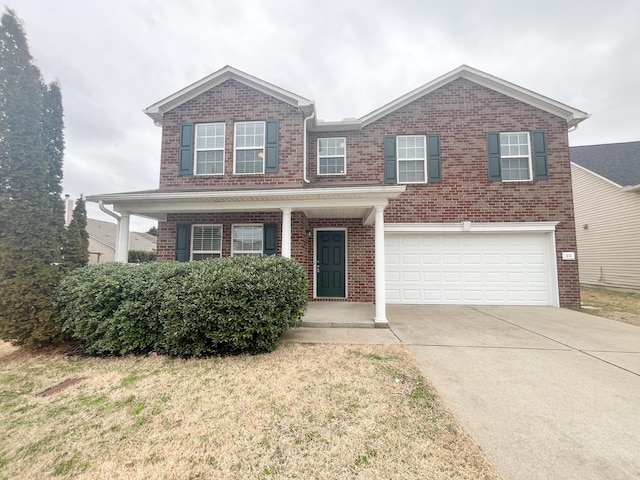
[580,286,640,327]
[0,341,500,480]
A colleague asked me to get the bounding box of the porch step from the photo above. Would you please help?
[301,320,385,329]
[301,302,388,329]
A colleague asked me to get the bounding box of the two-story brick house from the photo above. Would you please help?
[87,65,589,324]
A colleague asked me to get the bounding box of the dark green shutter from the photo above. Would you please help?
[263,223,277,256]
[532,130,548,180]
[265,120,279,173]
[427,134,442,182]
[384,135,397,184]
[487,132,501,181]
[175,224,191,262]
[179,123,194,175]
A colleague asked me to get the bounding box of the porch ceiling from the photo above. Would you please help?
[86,185,406,223]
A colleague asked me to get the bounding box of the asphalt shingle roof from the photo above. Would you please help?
[86,218,156,251]
[570,141,640,187]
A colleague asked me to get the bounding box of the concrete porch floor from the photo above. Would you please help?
[301,302,383,328]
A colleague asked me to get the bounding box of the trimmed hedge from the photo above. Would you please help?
[55,256,308,356]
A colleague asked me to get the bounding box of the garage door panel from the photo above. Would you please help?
[443,272,462,283]
[464,272,483,283]
[443,289,463,301]
[402,271,420,283]
[386,271,400,283]
[402,254,420,265]
[423,272,441,283]
[422,253,441,265]
[386,232,554,305]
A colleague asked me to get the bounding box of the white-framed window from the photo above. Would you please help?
[191,225,222,260]
[318,138,346,175]
[397,135,426,183]
[234,121,265,174]
[232,225,263,256]
[500,132,532,181]
[195,123,225,175]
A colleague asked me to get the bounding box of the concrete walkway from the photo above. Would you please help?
[283,305,640,480]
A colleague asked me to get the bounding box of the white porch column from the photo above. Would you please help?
[281,207,292,258]
[374,205,387,324]
[115,213,130,263]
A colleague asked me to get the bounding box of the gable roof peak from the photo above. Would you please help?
[144,65,314,126]
[356,64,589,129]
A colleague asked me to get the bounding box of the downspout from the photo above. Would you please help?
[303,111,315,184]
[99,200,121,260]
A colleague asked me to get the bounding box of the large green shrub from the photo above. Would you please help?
[55,257,307,356]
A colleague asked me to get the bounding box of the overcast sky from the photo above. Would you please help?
[12,0,640,231]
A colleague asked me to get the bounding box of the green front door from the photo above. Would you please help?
[316,230,346,298]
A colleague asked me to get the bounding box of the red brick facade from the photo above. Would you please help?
[159,80,305,189]
[155,76,580,308]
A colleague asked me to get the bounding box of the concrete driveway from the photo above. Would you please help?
[387,305,640,480]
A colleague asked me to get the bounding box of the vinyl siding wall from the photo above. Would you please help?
[572,164,640,290]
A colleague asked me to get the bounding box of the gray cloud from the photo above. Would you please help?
[13,0,640,230]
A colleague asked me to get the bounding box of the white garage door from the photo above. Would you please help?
[385,233,555,305]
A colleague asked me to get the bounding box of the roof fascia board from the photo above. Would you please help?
[308,120,363,132]
[144,66,314,125]
[86,185,406,204]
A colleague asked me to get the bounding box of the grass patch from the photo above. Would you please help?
[0,341,499,479]
[580,286,640,326]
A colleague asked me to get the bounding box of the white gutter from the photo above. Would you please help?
[99,201,123,262]
[303,111,315,183]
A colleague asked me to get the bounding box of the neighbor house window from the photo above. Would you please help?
[318,138,346,175]
[191,225,222,260]
[397,135,426,183]
[232,225,263,256]
[499,132,532,181]
[234,121,265,174]
[195,123,225,175]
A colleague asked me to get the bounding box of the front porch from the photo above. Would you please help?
[301,302,385,329]
[86,185,406,324]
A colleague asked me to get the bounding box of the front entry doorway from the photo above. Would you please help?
[316,230,346,298]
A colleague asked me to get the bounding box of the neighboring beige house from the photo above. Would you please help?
[571,141,640,290]
[86,218,157,264]
[63,196,156,264]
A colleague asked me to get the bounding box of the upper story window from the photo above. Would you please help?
[384,134,441,185]
[487,131,547,182]
[499,132,532,181]
[318,138,346,175]
[195,123,225,175]
[397,135,426,183]
[232,225,263,256]
[191,225,222,260]
[234,121,265,174]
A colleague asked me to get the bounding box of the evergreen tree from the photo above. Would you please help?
[62,196,89,269]
[146,225,158,236]
[0,9,65,346]
[43,82,66,250]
